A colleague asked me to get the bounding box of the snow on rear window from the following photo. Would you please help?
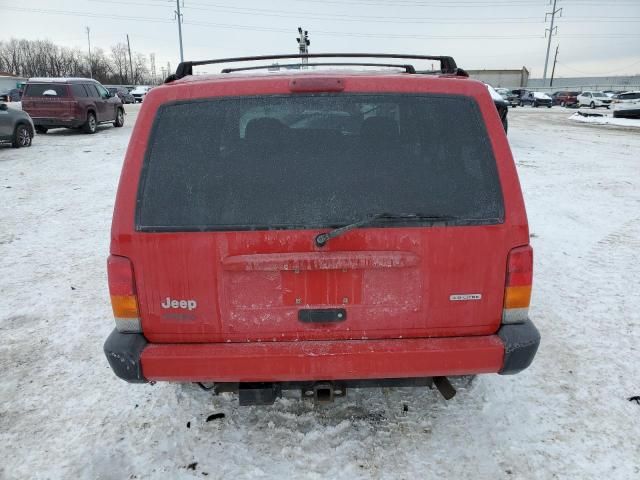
[136,94,504,231]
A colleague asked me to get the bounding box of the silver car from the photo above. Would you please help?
[0,103,34,148]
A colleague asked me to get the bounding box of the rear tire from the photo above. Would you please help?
[35,126,48,134]
[12,124,32,148]
[113,108,124,127]
[561,101,566,107]
[590,102,596,109]
[82,112,97,134]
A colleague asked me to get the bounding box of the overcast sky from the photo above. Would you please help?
[2,0,640,78]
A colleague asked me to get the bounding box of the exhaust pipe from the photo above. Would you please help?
[433,376,456,400]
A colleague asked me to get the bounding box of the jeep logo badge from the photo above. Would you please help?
[161,297,197,310]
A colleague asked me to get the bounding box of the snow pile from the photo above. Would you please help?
[569,112,640,128]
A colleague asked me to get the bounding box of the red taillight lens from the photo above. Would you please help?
[503,245,533,324]
[107,255,141,332]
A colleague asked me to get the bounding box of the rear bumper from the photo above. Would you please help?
[32,117,83,128]
[104,319,540,383]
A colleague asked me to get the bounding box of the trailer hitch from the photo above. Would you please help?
[302,382,347,404]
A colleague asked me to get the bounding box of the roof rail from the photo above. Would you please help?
[169,53,458,81]
[221,62,417,74]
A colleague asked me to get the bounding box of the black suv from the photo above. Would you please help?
[519,91,552,108]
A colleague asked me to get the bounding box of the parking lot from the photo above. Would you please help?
[1,104,639,479]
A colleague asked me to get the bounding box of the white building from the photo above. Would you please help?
[0,72,27,92]
[465,68,530,88]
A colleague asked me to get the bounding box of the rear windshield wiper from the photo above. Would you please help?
[315,212,458,247]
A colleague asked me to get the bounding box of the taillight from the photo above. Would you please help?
[502,245,533,324]
[107,255,141,332]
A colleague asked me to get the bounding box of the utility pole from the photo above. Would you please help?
[126,34,134,85]
[150,53,156,84]
[550,44,559,87]
[296,27,310,67]
[543,0,562,85]
[86,27,93,79]
[175,0,184,63]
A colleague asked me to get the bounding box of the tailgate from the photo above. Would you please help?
[118,88,524,343]
[22,83,74,118]
[132,228,508,343]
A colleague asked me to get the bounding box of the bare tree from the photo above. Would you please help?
[0,37,156,85]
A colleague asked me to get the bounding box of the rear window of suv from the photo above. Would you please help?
[137,94,504,231]
[24,83,69,97]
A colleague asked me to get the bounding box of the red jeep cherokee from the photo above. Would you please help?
[104,54,539,405]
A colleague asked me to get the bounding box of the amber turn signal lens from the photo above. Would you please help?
[110,294,139,318]
[504,285,532,309]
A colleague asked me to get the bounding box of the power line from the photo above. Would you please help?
[556,59,640,76]
[4,5,640,43]
[90,0,640,24]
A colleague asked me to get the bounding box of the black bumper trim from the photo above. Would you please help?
[497,318,540,375]
[104,329,148,383]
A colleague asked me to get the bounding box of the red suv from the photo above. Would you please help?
[104,54,539,405]
[551,91,580,107]
[22,78,124,134]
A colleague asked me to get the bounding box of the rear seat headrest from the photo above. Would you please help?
[360,116,400,145]
[244,117,287,147]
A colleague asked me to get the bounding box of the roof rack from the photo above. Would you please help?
[221,62,417,74]
[170,53,458,81]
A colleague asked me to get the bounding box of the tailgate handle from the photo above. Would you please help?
[298,308,346,323]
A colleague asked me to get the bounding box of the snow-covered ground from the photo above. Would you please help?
[1,105,639,479]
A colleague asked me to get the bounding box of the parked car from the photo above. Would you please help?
[577,91,612,109]
[510,89,528,101]
[551,91,580,107]
[612,91,640,119]
[519,91,552,108]
[496,88,519,107]
[486,84,509,132]
[0,88,22,103]
[130,85,152,103]
[104,53,539,405]
[21,78,124,134]
[107,86,135,104]
[0,102,34,148]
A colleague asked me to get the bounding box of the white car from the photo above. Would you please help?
[612,91,640,119]
[130,86,152,103]
[577,91,612,109]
